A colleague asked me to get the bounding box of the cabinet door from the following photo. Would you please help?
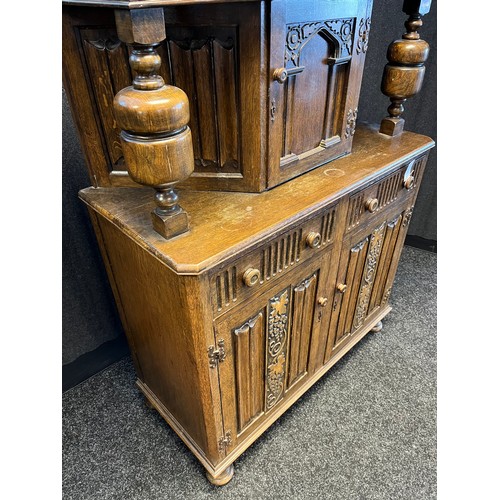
[324,204,414,362]
[215,254,332,454]
[268,0,372,188]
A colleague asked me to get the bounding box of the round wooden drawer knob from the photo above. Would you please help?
[306,232,321,249]
[273,67,288,84]
[318,297,328,307]
[365,198,379,213]
[403,175,415,189]
[336,283,347,294]
[243,268,261,287]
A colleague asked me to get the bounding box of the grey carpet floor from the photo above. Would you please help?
[63,245,436,500]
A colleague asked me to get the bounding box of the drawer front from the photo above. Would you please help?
[209,202,339,317]
[345,154,427,233]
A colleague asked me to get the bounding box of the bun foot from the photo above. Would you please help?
[371,321,383,333]
[206,465,234,486]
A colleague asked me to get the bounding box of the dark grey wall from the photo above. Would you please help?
[62,1,437,383]
[358,0,437,241]
[62,89,124,366]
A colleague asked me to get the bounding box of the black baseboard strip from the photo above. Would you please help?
[63,335,130,392]
[405,234,437,253]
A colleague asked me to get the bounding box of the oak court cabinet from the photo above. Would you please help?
[63,0,434,485]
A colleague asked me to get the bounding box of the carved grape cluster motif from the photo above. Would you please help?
[345,108,358,138]
[266,289,289,410]
[403,207,414,227]
[353,223,386,330]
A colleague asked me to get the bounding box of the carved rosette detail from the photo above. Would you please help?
[356,18,371,54]
[266,289,290,411]
[353,223,386,330]
[403,206,415,227]
[284,18,354,68]
[345,108,358,138]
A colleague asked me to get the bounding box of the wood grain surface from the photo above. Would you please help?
[80,125,434,274]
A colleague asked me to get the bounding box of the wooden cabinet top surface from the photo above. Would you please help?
[79,124,434,275]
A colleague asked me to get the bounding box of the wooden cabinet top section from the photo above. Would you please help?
[62,0,259,8]
[79,125,434,275]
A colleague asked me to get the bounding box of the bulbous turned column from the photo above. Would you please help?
[113,8,194,239]
[379,0,432,136]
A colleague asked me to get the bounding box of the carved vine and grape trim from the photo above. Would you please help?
[353,222,386,330]
[403,206,414,227]
[345,108,358,138]
[382,287,392,306]
[266,288,290,411]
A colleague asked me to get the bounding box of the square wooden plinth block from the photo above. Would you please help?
[151,209,190,239]
[379,117,405,137]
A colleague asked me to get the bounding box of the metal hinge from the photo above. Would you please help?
[218,431,232,452]
[208,339,226,368]
[270,97,277,122]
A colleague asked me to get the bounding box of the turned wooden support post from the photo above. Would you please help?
[379,0,432,136]
[113,8,194,239]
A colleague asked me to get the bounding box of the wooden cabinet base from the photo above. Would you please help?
[79,126,434,485]
[206,466,234,486]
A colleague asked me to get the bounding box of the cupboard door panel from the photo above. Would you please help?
[268,0,373,188]
[233,312,266,433]
[287,273,318,389]
[368,214,403,314]
[217,256,331,453]
[324,204,414,362]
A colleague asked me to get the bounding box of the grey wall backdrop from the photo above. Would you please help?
[62,0,437,389]
[358,1,437,242]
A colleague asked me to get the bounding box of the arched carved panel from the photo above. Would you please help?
[280,18,355,168]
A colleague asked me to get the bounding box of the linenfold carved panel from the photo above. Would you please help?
[233,313,265,433]
[167,28,240,174]
[80,28,132,171]
[287,273,318,388]
[78,25,241,177]
[334,237,369,346]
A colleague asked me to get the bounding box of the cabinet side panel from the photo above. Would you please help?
[93,214,215,458]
